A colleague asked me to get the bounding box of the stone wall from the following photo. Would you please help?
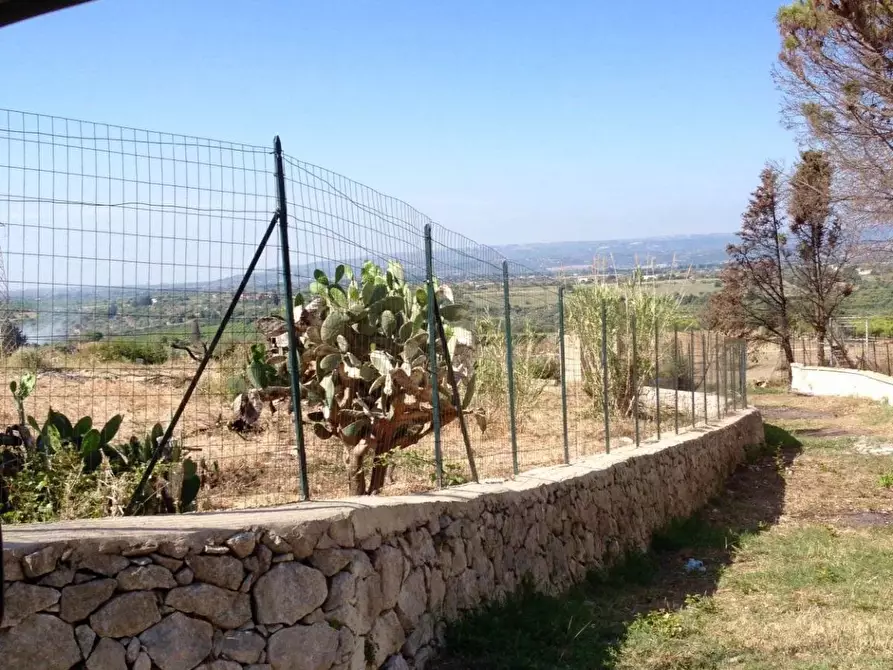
[791,362,893,403]
[1,409,763,670]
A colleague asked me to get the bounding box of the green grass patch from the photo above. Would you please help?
[437,513,742,670]
[763,423,803,451]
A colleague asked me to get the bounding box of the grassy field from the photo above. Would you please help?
[433,390,893,670]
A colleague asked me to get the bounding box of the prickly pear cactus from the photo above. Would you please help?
[236,260,481,494]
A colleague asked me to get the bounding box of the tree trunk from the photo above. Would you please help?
[816,331,827,367]
[346,443,369,496]
[780,339,795,382]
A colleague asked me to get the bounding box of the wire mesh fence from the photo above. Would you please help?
[754,319,893,380]
[0,109,750,522]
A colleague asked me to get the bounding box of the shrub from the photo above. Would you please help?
[0,320,27,354]
[95,339,168,364]
[868,317,893,339]
[565,269,682,417]
[9,347,52,373]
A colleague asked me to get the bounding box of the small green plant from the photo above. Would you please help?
[439,461,469,487]
[372,449,469,488]
[878,472,893,489]
[246,343,287,389]
[26,409,124,473]
[121,423,201,514]
[629,608,686,639]
[9,373,35,426]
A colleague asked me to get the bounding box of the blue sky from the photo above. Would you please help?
[1,0,796,245]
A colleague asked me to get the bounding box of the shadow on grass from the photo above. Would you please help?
[432,424,802,670]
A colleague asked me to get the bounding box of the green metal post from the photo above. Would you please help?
[654,319,660,440]
[502,261,519,474]
[632,313,639,447]
[702,332,708,424]
[723,340,728,411]
[425,225,443,487]
[558,286,570,464]
[731,341,737,411]
[601,301,610,453]
[689,330,696,428]
[273,137,309,501]
[673,326,679,434]
[715,333,721,420]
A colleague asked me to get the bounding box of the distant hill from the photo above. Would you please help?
[493,233,735,273]
[10,233,735,300]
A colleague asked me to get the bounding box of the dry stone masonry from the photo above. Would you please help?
[1,410,763,670]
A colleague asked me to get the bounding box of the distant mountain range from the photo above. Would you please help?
[11,233,735,300]
[493,233,735,273]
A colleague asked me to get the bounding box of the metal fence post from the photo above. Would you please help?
[715,333,721,420]
[654,319,661,440]
[558,286,570,464]
[702,332,708,424]
[740,339,748,406]
[601,301,611,453]
[425,225,443,487]
[273,137,310,501]
[864,319,869,370]
[724,339,730,413]
[673,325,679,434]
[631,313,639,447]
[689,330,696,428]
[501,261,519,475]
[731,341,737,411]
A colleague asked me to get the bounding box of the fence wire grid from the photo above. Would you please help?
[0,109,749,520]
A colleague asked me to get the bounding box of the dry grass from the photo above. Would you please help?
[3,344,709,512]
[434,390,893,670]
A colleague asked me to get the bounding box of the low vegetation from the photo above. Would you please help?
[565,269,682,417]
[0,373,204,522]
[93,338,170,365]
